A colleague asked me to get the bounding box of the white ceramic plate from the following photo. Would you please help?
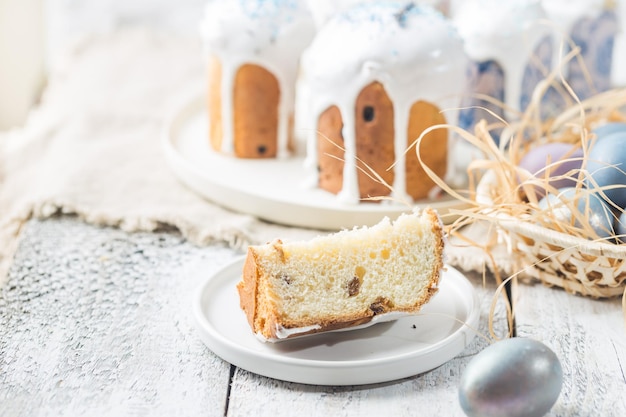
[192,257,480,386]
[162,96,467,230]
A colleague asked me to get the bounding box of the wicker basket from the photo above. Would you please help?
[476,170,626,298]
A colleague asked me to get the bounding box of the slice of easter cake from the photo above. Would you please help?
[236,209,445,342]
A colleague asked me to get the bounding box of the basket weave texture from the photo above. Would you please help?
[477,172,626,298]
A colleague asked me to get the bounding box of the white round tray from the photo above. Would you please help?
[162,96,466,230]
[192,256,480,386]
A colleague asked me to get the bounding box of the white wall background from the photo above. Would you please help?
[0,0,206,130]
[44,0,206,69]
[3,0,626,130]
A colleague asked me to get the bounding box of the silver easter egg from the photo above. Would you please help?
[459,338,563,417]
[586,131,626,209]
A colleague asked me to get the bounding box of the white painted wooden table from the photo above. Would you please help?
[0,216,624,416]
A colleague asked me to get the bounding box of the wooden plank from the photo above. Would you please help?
[0,218,234,417]
[0,217,524,417]
[226,271,511,417]
[513,280,626,416]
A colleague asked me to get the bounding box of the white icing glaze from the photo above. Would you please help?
[301,2,466,204]
[542,0,605,36]
[453,0,549,113]
[306,0,450,28]
[200,0,315,158]
[305,0,371,29]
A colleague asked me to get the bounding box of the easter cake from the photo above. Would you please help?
[451,0,620,138]
[452,0,552,138]
[200,0,315,158]
[236,208,445,341]
[299,2,467,204]
[542,0,619,101]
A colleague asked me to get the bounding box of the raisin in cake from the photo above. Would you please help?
[236,208,445,342]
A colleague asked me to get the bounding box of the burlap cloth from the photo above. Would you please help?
[0,30,506,288]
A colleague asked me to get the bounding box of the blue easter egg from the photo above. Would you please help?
[459,338,563,417]
[592,122,626,139]
[585,132,626,208]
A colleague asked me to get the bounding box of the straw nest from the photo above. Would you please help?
[413,65,626,299]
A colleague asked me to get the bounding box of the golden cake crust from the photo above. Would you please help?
[406,100,448,200]
[317,81,395,199]
[237,248,259,330]
[208,55,223,153]
[233,63,280,158]
[208,56,293,159]
[316,82,448,201]
[317,105,345,195]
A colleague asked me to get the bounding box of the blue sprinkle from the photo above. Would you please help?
[334,1,445,31]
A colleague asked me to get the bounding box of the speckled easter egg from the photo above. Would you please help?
[518,143,583,194]
[538,187,614,239]
[537,187,576,223]
[585,132,626,208]
[459,338,563,417]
